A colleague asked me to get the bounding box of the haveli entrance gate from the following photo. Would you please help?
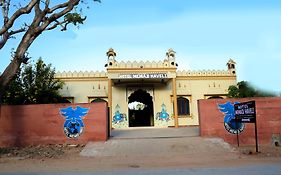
[106,48,179,129]
[56,48,237,130]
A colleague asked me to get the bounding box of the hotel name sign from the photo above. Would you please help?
[118,73,168,79]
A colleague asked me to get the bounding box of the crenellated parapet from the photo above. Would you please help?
[176,70,234,77]
[55,71,107,78]
[107,60,177,69]
[55,69,235,78]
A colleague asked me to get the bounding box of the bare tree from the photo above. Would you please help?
[0,0,100,102]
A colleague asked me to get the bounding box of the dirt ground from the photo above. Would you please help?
[0,144,84,159]
[0,142,281,173]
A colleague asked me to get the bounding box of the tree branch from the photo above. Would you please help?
[45,0,50,9]
[34,1,43,16]
[36,0,80,33]
[1,0,11,24]
[0,0,37,35]
[0,27,27,50]
[0,31,9,49]
[45,19,68,31]
[48,1,69,13]
[9,27,27,35]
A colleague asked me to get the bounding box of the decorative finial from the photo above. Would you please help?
[106,48,116,58]
[166,48,176,58]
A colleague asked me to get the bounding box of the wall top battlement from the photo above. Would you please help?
[105,60,177,69]
[176,70,234,77]
[55,69,234,78]
[55,71,107,78]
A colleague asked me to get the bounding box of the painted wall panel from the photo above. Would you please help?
[0,103,108,147]
[198,97,281,145]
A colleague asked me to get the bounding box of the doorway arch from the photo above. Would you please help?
[128,89,154,127]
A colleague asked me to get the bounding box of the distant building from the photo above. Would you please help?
[56,48,237,129]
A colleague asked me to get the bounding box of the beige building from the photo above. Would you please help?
[56,48,237,129]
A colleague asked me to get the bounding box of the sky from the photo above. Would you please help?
[1,0,281,93]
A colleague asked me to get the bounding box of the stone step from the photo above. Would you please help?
[110,127,200,139]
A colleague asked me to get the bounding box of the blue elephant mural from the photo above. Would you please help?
[218,101,245,134]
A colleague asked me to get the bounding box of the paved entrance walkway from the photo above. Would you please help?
[80,135,235,157]
[80,126,236,163]
[80,126,237,158]
[110,126,200,139]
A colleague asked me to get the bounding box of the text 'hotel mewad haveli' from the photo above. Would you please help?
[56,48,237,129]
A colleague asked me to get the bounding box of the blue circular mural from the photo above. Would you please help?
[218,101,245,134]
[59,106,89,139]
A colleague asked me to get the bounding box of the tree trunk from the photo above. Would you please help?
[0,18,40,101]
[0,57,22,101]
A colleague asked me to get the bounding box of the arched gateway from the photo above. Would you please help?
[128,89,154,127]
